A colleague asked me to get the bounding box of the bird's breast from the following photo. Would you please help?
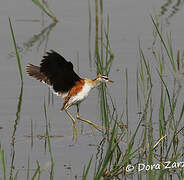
[69,81,92,104]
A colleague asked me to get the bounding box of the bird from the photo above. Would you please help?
[26,50,113,140]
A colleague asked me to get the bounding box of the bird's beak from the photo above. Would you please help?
[108,79,114,83]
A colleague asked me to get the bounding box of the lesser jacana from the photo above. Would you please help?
[26,50,113,139]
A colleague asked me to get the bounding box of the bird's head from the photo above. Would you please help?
[96,74,114,83]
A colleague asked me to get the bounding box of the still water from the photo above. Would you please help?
[0,0,184,179]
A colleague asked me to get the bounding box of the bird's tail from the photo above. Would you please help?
[26,64,46,82]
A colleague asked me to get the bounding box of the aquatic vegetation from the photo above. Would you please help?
[9,17,23,83]
[1,1,184,180]
[32,0,58,22]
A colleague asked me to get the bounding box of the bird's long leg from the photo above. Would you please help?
[76,105,104,131]
[65,107,77,141]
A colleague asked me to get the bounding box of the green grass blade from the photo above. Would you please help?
[158,153,180,178]
[0,150,6,180]
[151,16,176,72]
[82,156,93,180]
[31,163,40,180]
[32,0,58,22]
[43,99,54,179]
[94,122,119,179]
[27,156,30,180]
[156,69,174,129]
[9,17,23,83]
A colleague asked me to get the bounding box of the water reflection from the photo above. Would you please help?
[159,0,184,25]
[8,22,57,58]
[23,22,57,52]
[95,137,105,166]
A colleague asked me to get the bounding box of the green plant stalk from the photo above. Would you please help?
[128,88,152,154]
[139,48,152,88]
[105,15,110,69]
[27,156,30,180]
[125,68,129,140]
[110,148,139,177]
[43,100,54,179]
[88,0,92,69]
[177,48,180,71]
[151,16,176,72]
[94,121,119,179]
[100,0,103,65]
[165,102,184,160]
[157,69,174,130]
[95,0,99,57]
[10,83,23,179]
[31,162,40,180]
[9,17,23,83]
[100,85,109,130]
[158,86,165,138]
[148,103,154,180]
[0,150,6,180]
[82,156,93,180]
[32,0,58,22]
[139,55,146,101]
[158,153,181,179]
[136,67,141,110]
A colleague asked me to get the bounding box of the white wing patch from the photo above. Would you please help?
[42,80,68,98]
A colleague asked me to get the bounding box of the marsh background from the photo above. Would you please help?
[1,0,184,179]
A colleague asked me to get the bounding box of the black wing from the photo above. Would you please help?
[40,50,81,93]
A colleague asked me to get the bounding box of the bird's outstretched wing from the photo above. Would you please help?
[40,50,81,93]
[26,50,81,94]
